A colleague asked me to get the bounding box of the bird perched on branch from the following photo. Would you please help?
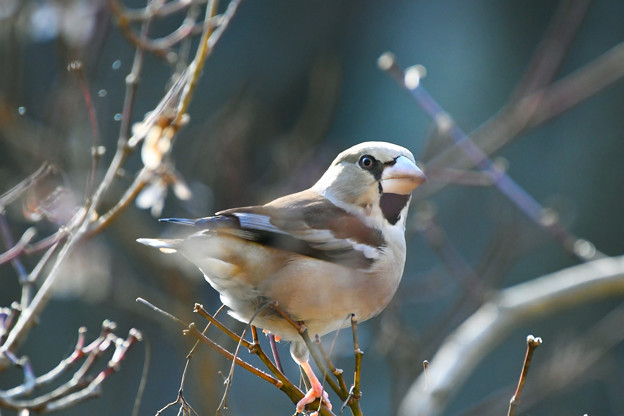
[138,141,426,414]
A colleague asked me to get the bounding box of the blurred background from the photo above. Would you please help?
[1,0,624,415]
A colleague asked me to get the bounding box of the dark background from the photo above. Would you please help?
[1,1,624,415]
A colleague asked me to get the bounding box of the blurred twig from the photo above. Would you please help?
[422,39,624,188]
[379,52,604,262]
[511,0,591,100]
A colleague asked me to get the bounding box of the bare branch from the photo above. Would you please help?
[508,335,542,416]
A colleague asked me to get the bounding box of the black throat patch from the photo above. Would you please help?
[379,193,410,225]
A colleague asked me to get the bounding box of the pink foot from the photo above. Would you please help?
[295,360,332,414]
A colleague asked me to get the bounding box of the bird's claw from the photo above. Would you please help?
[296,384,331,414]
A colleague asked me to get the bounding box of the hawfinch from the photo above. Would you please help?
[138,141,426,413]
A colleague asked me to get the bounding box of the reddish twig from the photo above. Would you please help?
[0,322,141,412]
[184,323,282,388]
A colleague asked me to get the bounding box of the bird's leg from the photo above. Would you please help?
[296,359,331,413]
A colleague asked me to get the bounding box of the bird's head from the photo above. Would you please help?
[312,141,426,227]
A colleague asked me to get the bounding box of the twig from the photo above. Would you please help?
[136,297,186,328]
[117,0,157,146]
[216,320,249,413]
[22,239,60,308]
[23,230,66,255]
[173,0,242,125]
[316,340,349,397]
[0,322,141,411]
[267,333,284,374]
[193,304,313,408]
[0,223,36,267]
[508,335,542,416]
[0,207,89,361]
[0,163,54,209]
[67,60,101,200]
[113,9,210,55]
[184,323,283,388]
[88,167,152,236]
[154,304,225,416]
[270,304,342,396]
[350,315,363,404]
[341,315,364,416]
[131,332,150,416]
[194,303,251,349]
[111,0,208,22]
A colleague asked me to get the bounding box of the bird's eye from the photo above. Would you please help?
[358,155,375,170]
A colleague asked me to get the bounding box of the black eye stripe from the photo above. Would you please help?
[356,154,385,182]
[385,157,398,167]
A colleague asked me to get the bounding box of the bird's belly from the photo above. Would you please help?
[182,234,402,341]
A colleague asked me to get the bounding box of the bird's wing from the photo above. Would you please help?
[166,189,386,270]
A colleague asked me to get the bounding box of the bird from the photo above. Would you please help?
[137,141,426,414]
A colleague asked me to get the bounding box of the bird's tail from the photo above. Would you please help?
[159,217,197,226]
[136,238,182,253]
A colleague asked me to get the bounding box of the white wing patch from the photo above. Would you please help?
[296,230,381,261]
[231,209,382,269]
[347,239,381,259]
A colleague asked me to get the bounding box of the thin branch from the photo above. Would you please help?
[270,304,343,397]
[345,315,364,416]
[192,304,310,409]
[109,0,208,23]
[316,340,349,397]
[67,60,101,200]
[267,333,284,375]
[88,167,151,236]
[193,303,251,349]
[136,297,186,328]
[0,224,36,267]
[173,0,242,125]
[0,207,89,361]
[0,163,55,209]
[113,10,210,55]
[398,254,624,416]
[154,304,226,416]
[0,323,141,411]
[350,315,363,404]
[184,323,283,389]
[508,335,542,416]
